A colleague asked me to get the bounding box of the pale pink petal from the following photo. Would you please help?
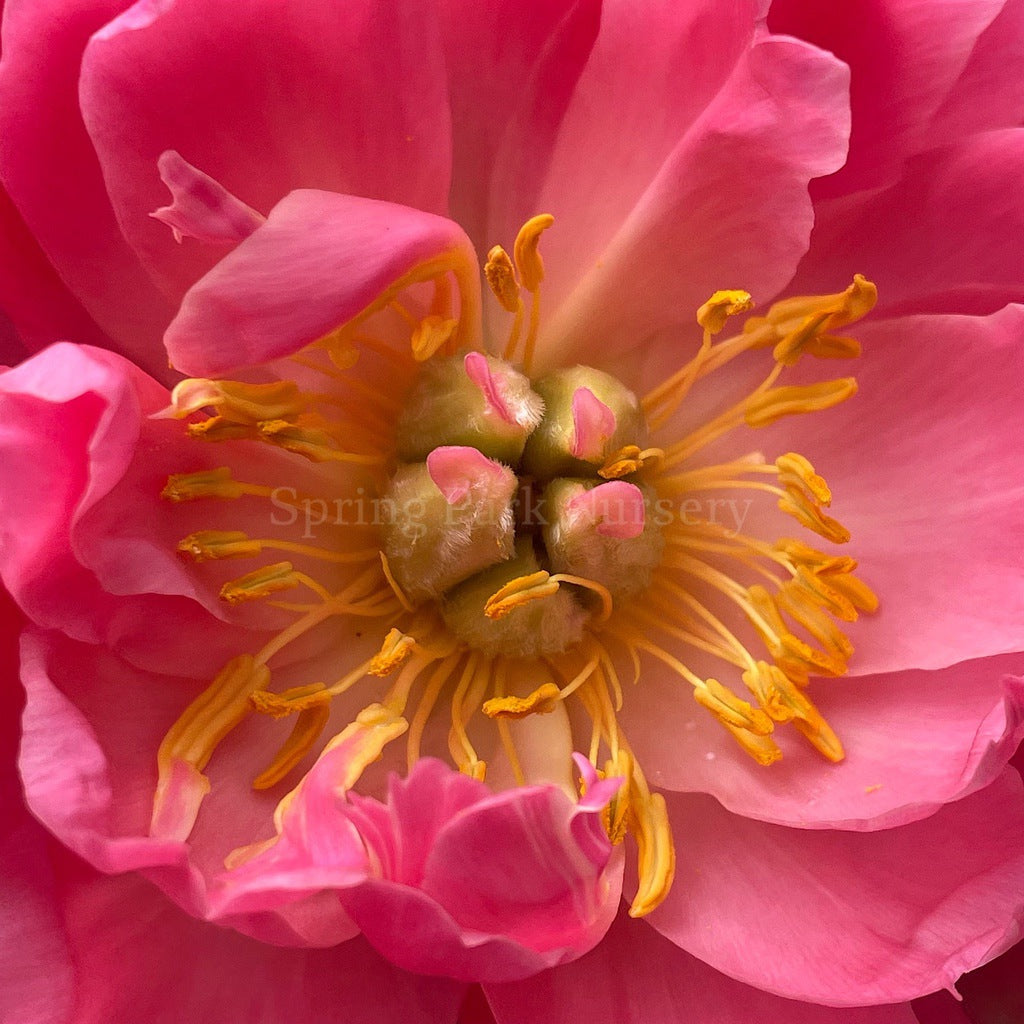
[789,132,1024,317]
[79,0,452,297]
[165,191,481,377]
[440,0,601,248]
[778,307,1024,674]
[485,911,918,1024]
[150,149,264,244]
[622,652,1024,829]
[645,770,1024,1006]
[54,860,464,1024]
[427,446,515,506]
[768,0,1008,195]
[538,35,850,369]
[0,0,178,377]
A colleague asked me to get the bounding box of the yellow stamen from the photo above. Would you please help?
[411,315,458,361]
[250,682,331,719]
[693,678,775,736]
[512,214,554,293]
[161,467,247,502]
[370,627,418,676]
[252,702,331,790]
[484,245,522,313]
[777,489,851,544]
[482,682,561,719]
[599,748,633,844]
[187,416,255,442]
[165,378,307,424]
[627,762,676,918]
[379,551,416,612]
[177,530,262,562]
[598,445,664,479]
[484,571,560,619]
[257,419,384,465]
[744,378,858,428]
[776,452,832,505]
[696,289,754,335]
[219,562,303,604]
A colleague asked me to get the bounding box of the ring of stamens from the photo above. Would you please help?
[151,213,877,920]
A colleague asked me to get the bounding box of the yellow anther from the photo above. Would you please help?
[177,530,263,562]
[598,445,664,479]
[369,628,418,677]
[696,289,754,335]
[599,749,633,845]
[722,722,784,765]
[513,214,554,292]
[749,275,877,334]
[482,682,562,720]
[775,538,857,575]
[822,570,879,614]
[792,566,859,622]
[484,570,560,619]
[628,767,676,918]
[776,452,832,506]
[161,467,244,502]
[167,378,307,424]
[410,315,458,361]
[777,490,852,544]
[778,632,848,677]
[257,419,338,460]
[693,678,775,736]
[744,378,858,428]
[776,585,855,659]
[186,416,256,442]
[313,324,361,369]
[742,661,795,723]
[484,245,522,313]
[250,682,330,719]
[252,701,331,790]
[220,562,301,605]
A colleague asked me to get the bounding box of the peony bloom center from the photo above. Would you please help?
[151,213,878,917]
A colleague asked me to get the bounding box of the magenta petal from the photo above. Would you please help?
[645,770,1024,1006]
[0,0,177,376]
[79,0,453,298]
[769,0,1008,195]
[165,190,481,377]
[55,860,464,1024]
[485,911,918,1024]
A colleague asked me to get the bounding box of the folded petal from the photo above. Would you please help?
[789,132,1024,317]
[539,34,850,370]
[79,0,452,298]
[0,0,178,376]
[645,770,1024,1006]
[165,190,481,377]
[622,652,1024,829]
[768,0,1008,194]
[485,910,918,1024]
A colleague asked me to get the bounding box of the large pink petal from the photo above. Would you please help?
[165,190,481,376]
[0,0,178,376]
[485,910,918,1024]
[440,0,601,250]
[646,770,1024,1006]
[784,307,1024,674]
[52,855,464,1024]
[789,132,1024,317]
[623,653,1024,829]
[537,34,850,369]
[79,0,452,299]
[768,0,1008,196]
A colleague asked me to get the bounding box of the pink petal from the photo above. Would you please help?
[538,33,850,370]
[150,149,264,245]
[644,770,1024,1005]
[53,859,464,1024]
[165,190,481,377]
[768,0,1008,195]
[427,446,515,506]
[569,387,616,460]
[0,0,177,378]
[485,911,918,1024]
[790,132,1024,318]
[440,0,601,249]
[777,307,1024,674]
[78,0,452,298]
[622,652,1024,830]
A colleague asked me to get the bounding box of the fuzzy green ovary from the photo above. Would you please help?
[383,358,662,655]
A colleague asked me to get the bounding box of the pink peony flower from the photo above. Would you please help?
[2,1,1024,1022]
